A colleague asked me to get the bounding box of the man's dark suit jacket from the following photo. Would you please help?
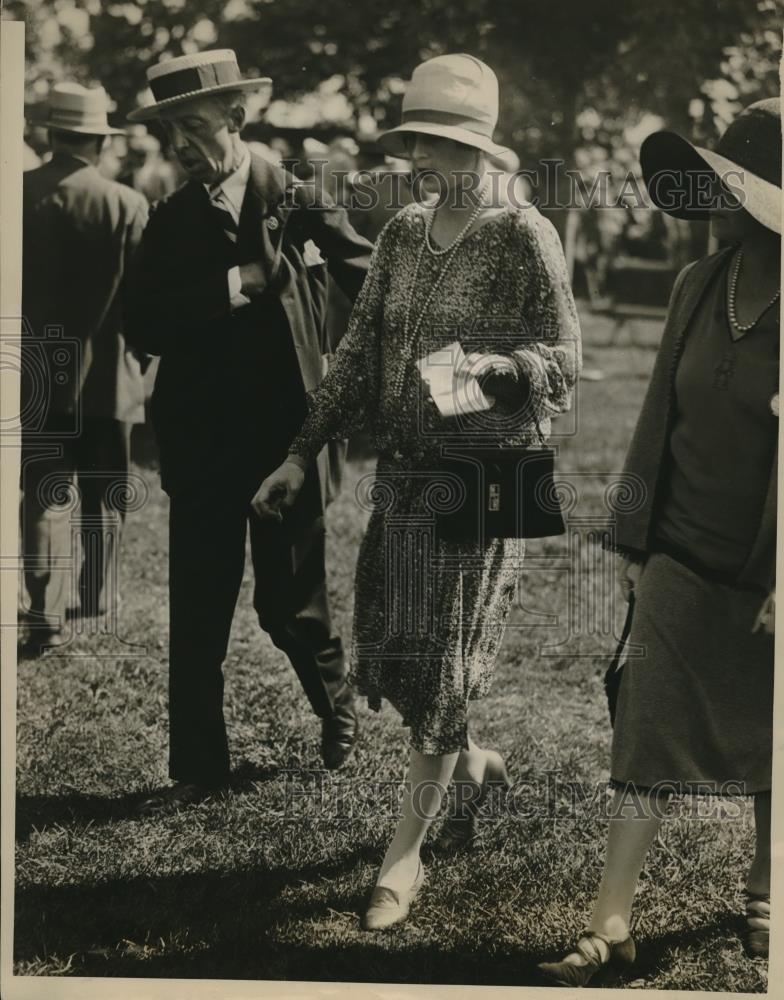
[23,152,149,425]
[125,152,373,503]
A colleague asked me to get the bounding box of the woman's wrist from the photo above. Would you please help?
[511,348,547,394]
[285,453,308,472]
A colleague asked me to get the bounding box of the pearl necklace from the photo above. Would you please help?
[424,181,488,256]
[392,181,489,397]
[728,247,780,333]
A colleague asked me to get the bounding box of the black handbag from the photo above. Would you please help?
[427,445,566,542]
[603,592,635,727]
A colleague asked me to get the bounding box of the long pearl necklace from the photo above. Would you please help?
[392,181,489,397]
[728,247,780,333]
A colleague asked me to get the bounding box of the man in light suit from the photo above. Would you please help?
[125,50,373,811]
[20,83,149,653]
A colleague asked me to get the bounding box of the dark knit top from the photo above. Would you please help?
[655,257,779,577]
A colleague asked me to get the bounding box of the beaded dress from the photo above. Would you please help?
[290,202,581,752]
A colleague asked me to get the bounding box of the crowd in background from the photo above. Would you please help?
[24,117,699,305]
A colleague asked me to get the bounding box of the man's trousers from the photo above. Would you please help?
[167,463,350,785]
[21,416,132,628]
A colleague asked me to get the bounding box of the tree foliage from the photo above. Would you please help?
[6,0,782,162]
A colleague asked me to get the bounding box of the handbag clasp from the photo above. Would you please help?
[488,482,501,512]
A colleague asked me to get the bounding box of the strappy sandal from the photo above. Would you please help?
[434,749,511,853]
[538,929,636,987]
[745,891,770,957]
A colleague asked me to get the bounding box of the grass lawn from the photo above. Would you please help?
[13,311,769,991]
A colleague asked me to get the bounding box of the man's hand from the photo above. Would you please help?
[251,461,305,521]
[619,556,642,602]
[239,260,268,298]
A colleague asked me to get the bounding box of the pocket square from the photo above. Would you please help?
[303,239,325,267]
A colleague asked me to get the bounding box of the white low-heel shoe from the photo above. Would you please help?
[361,862,426,932]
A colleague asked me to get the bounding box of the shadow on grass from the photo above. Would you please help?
[14,847,744,987]
[628,913,752,980]
[12,852,544,983]
[14,761,285,842]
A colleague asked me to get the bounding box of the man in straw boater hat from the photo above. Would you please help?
[124,50,372,812]
[20,83,149,656]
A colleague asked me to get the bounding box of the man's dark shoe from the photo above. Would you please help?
[18,625,64,659]
[136,781,224,817]
[321,698,359,770]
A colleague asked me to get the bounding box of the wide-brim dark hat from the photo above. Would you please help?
[128,49,271,123]
[640,97,781,234]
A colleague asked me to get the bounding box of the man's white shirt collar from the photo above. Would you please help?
[206,145,251,224]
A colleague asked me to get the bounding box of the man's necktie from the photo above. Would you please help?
[209,189,238,243]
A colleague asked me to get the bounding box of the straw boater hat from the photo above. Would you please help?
[28,82,125,135]
[128,49,272,123]
[640,97,781,234]
[379,54,519,172]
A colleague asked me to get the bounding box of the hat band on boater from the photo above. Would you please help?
[150,60,243,102]
[401,107,495,138]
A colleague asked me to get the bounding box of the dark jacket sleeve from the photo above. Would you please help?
[288,228,388,464]
[124,200,232,356]
[294,182,373,304]
[120,194,152,369]
[608,260,698,563]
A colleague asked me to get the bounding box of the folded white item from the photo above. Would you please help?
[416,340,493,418]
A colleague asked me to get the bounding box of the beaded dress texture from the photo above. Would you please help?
[290,202,582,753]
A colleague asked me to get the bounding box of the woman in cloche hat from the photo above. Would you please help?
[254,53,581,930]
[540,98,780,986]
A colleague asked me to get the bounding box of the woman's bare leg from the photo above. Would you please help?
[376,747,459,892]
[561,788,668,965]
[450,736,488,796]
